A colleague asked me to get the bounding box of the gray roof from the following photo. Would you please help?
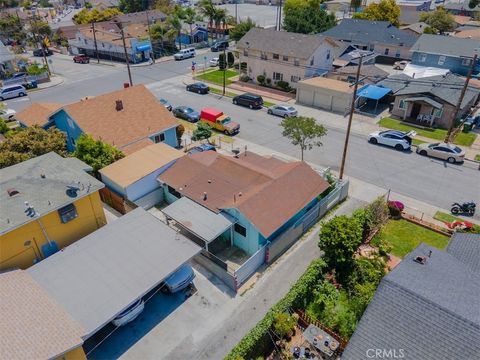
[447,233,480,273]
[336,64,389,79]
[410,34,480,58]
[321,19,417,47]
[400,22,428,34]
[236,28,341,60]
[444,0,480,11]
[27,207,201,338]
[404,96,443,108]
[162,196,234,243]
[342,243,480,360]
[399,5,423,26]
[0,152,104,235]
[0,40,15,63]
[377,73,480,107]
[114,10,167,24]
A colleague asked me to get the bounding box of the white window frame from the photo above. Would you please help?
[438,56,446,65]
[462,58,472,66]
[419,53,427,62]
[273,72,283,81]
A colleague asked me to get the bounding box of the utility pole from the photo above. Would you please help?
[29,15,51,75]
[91,21,100,64]
[235,0,238,24]
[278,0,282,31]
[339,55,363,180]
[445,53,477,143]
[145,9,155,63]
[222,45,226,95]
[115,21,133,86]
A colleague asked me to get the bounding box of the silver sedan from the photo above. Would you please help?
[267,104,298,118]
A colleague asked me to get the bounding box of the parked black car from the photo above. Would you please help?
[211,40,229,52]
[232,93,264,109]
[33,48,53,56]
[186,82,209,94]
[173,106,200,122]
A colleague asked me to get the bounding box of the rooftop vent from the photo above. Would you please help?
[66,185,80,198]
[40,173,46,179]
[414,255,427,265]
[115,100,124,111]
[203,192,207,201]
[7,188,19,197]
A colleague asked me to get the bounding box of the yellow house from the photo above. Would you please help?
[0,269,87,360]
[0,152,106,270]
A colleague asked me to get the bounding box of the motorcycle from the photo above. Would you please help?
[451,201,476,216]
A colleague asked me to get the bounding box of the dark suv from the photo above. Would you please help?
[232,93,264,109]
[211,40,229,52]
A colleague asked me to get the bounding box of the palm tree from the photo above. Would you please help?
[150,22,177,56]
[198,0,216,42]
[168,14,183,50]
[183,7,201,44]
[213,8,227,40]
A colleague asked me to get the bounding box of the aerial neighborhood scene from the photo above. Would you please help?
[2,0,480,358]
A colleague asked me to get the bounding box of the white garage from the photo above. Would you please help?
[296,77,353,114]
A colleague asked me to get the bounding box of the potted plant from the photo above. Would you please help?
[273,312,297,340]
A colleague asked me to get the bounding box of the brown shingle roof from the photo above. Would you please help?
[159,152,330,238]
[0,270,85,360]
[62,85,178,151]
[99,142,184,188]
[78,22,150,48]
[16,102,63,127]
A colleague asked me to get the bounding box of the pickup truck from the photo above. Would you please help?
[200,108,240,135]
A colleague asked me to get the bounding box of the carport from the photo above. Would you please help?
[356,85,392,113]
[162,197,234,251]
[27,207,201,340]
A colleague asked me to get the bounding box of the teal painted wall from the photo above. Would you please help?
[163,183,181,204]
[222,208,261,256]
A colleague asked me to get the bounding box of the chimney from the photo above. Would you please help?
[203,192,207,201]
[414,255,427,265]
[115,100,123,111]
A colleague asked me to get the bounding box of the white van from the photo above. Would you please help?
[173,48,196,60]
[0,84,27,100]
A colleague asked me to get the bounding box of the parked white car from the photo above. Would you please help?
[163,264,195,293]
[112,299,145,327]
[209,57,219,67]
[368,130,416,151]
[0,107,16,121]
[393,60,410,70]
[267,104,298,118]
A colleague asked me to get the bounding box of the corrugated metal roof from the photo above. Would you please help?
[27,208,201,338]
[162,196,233,243]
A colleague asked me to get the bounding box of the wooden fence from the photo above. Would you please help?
[99,187,137,215]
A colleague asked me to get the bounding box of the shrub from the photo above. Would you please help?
[26,63,46,75]
[273,313,296,338]
[266,77,271,85]
[387,200,404,218]
[191,122,212,141]
[240,74,250,82]
[227,51,235,67]
[257,74,266,85]
[225,258,327,360]
[276,80,291,91]
[219,53,226,70]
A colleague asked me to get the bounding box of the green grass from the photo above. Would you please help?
[475,154,480,161]
[197,69,237,86]
[412,138,427,146]
[433,211,460,224]
[209,87,238,98]
[372,219,449,258]
[263,101,275,108]
[378,117,477,147]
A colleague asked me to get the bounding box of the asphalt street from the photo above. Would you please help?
[5,56,480,214]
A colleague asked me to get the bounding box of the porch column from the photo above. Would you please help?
[206,242,209,252]
[230,226,234,247]
[403,104,407,120]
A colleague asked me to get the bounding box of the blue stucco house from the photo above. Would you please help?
[24,85,179,155]
[158,151,330,256]
[177,25,208,45]
[410,34,480,76]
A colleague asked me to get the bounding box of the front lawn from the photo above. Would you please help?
[209,87,238,98]
[197,69,237,86]
[378,117,477,147]
[475,154,480,161]
[263,100,275,108]
[371,218,449,258]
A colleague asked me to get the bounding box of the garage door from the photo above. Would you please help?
[298,89,314,106]
[313,91,332,111]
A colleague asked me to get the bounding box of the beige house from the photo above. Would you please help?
[236,28,345,89]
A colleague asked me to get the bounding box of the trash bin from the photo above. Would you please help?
[463,121,473,133]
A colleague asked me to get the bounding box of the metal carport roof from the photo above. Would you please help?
[357,85,392,100]
[27,207,201,339]
[162,197,234,243]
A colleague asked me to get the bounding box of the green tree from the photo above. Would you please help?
[229,17,256,41]
[283,3,336,34]
[218,52,226,69]
[31,20,52,37]
[38,0,52,6]
[469,0,479,9]
[73,134,124,173]
[167,14,182,49]
[191,122,212,141]
[318,215,363,277]
[73,8,122,25]
[119,0,144,13]
[0,119,9,135]
[273,313,296,338]
[419,7,456,34]
[280,116,327,161]
[213,7,227,39]
[423,25,438,34]
[52,29,68,47]
[183,7,202,44]
[198,0,216,41]
[0,15,26,43]
[155,0,175,15]
[227,51,234,67]
[352,0,400,26]
[150,22,177,51]
[0,126,67,169]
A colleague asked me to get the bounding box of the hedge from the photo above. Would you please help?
[225,258,327,360]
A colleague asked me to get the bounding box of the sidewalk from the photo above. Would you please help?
[30,75,64,91]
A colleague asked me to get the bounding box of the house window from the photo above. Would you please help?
[154,133,165,143]
[167,185,181,198]
[294,58,299,66]
[234,223,247,237]
[273,53,279,60]
[399,100,407,109]
[243,49,248,57]
[291,75,301,83]
[84,39,87,45]
[433,108,443,117]
[384,48,389,55]
[283,55,289,61]
[58,204,78,224]
[438,56,446,65]
[419,53,427,62]
[462,58,472,66]
[260,52,267,60]
[273,72,283,81]
[310,56,314,66]
[395,49,401,58]
[326,50,330,60]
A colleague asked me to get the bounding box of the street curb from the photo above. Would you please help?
[28,76,65,93]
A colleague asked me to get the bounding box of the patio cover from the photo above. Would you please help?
[357,85,391,100]
[162,197,234,243]
[404,96,443,109]
[27,208,201,339]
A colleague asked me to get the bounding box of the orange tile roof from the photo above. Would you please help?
[62,85,178,151]
[159,152,330,238]
[453,15,472,25]
[16,102,63,127]
[454,28,480,39]
[100,142,184,188]
[0,270,85,360]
